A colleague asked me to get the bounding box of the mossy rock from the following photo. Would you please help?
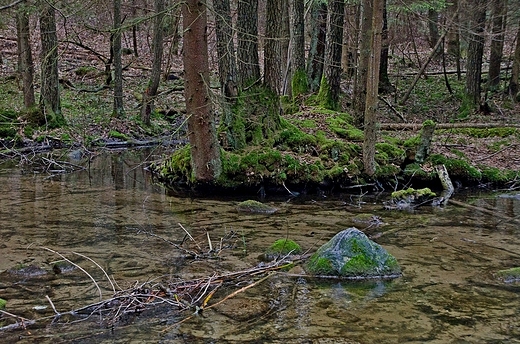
[236,200,278,214]
[388,188,436,209]
[495,267,520,283]
[306,228,401,279]
[267,239,301,255]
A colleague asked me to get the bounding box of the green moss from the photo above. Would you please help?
[317,76,336,110]
[375,164,400,178]
[306,254,333,275]
[268,239,301,255]
[0,298,5,309]
[236,200,278,214]
[326,116,364,141]
[108,130,128,141]
[403,135,421,148]
[375,142,405,164]
[291,69,308,99]
[341,254,377,275]
[300,119,317,129]
[278,120,317,150]
[402,163,433,179]
[480,166,509,183]
[74,66,98,76]
[428,154,482,180]
[391,187,436,199]
[496,267,520,282]
[159,145,193,183]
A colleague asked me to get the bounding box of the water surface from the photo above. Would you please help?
[1,149,519,343]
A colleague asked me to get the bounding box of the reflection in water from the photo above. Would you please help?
[1,149,520,343]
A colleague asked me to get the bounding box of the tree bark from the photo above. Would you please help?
[487,0,506,90]
[39,1,63,124]
[214,0,237,100]
[378,0,393,94]
[183,0,221,182]
[306,1,327,93]
[264,0,289,95]
[317,0,344,110]
[509,19,520,99]
[353,0,373,125]
[237,0,260,88]
[446,0,461,80]
[290,0,307,98]
[140,0,165,125]
[16,7,35,109]
[363,0,383,177]
[113,0,124,117]
[465,0,486,106]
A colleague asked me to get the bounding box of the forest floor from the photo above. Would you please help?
[1,36,520,193]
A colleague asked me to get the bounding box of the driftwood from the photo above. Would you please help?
[380,122,520,131]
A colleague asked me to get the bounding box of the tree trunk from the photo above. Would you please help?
[342,3,360,80]
[509,19,520,99]
[353,0,373,125]
[39,1,63,125]
[306,1,327,93]
[183,0,221,182]
[214,0,237,100]
[16,7,35,109]
[290,0,307,99]
[446,0,461,80]
[427,8,440,58]
[363,0,383,177]
[237,0,260,88]
[317,0,344,110]
[264,0,289,95]
[487,0,506,91]
[140,0,165,125]
[113,0,124,117]
[465,0,486,106]
[378,0,393,94]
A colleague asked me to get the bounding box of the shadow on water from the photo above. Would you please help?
[1,149,520,343]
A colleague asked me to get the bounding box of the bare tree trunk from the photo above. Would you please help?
[237,0,260,88]
[264,0,289,95]
[447,0,461,80]
[363,0,383,177]
[306,1,327,93]
[317,0,344,110]
[140,0,165,125]
[290,0,307,99]
[342,3,359,80]
[428,8,440,58]
[378,0,393,94]
[214,0,237,100]
[39,1,63,125]
[353,0,373,125]
[465,0,486,106]
[487,0,507,91]
[113,0,124,117]
[183,0,221,182]
[16,7,35,109]
[509,19,520,99]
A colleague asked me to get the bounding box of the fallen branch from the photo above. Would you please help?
[380,122,520,131]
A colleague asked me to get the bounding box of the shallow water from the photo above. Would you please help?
[1,149,519,343]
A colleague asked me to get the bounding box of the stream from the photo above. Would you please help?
[1,148,519,343]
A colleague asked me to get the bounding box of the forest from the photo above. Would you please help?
[1,0,520,194]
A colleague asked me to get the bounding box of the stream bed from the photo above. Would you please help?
[1,149,519,343]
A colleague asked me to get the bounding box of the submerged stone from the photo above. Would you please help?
[496,267,520,283]
[306,228,401,279]
[236,200,278,214]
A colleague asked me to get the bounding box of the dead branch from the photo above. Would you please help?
[380,122,520,131]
